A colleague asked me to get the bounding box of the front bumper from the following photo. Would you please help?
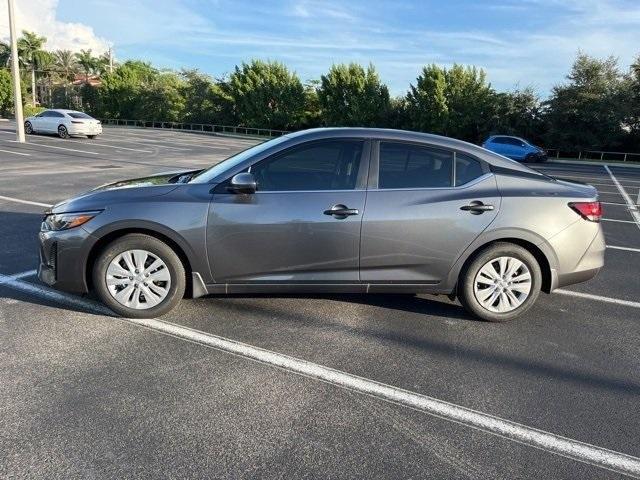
[38,227,93,294]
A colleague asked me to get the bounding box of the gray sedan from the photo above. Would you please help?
[38,128,604,322]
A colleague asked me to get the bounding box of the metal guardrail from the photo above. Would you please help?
[100,119,288,138]
[546,149,640,163]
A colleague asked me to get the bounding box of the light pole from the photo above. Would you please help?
[7,0,25,143]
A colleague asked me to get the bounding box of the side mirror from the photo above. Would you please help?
[227,172,257,194]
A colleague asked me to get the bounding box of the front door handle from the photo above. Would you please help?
[324,204,359,218]
[460,201,494,214]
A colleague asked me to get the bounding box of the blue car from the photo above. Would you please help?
[482,135,547,163]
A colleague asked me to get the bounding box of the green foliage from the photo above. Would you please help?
[22,104,45,117]
[228,60,305,130]
[0,69,13,116]
[180,70,235,125]
[489,88,543,140]
[406,64,495,143]
[543,53,627,150]
[318,63,390,127]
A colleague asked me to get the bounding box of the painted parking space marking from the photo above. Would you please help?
[605,165,640,230]
[0,195,52,208]
[607,245,640,253]
[3,139,100,155]
[602,219,638,224]
[1,270,640,478]
[0,148,31,156]
[555,289,640,309]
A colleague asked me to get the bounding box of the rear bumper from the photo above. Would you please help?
[551,222,605,290]
[68,124,102,136]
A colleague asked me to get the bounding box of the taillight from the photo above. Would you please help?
[71,120,83,124]
[569,201,602,222]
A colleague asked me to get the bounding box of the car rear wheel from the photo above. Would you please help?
[58,125,69,139]
[458,242,541,322]
[24,121,33,134]
[92,234,185,318]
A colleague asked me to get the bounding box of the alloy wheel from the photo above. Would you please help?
[473,256,532,313]
[106,249,172,309]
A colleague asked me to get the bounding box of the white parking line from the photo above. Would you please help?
[601,218,637,224]
[607,245,640,253]
[1,270,640,477]
[4,139,99,155]
[0,195,52,207]
[605,165,640,231]
[555,289,640,309]
[0,148,31,156]
[63,139,153,153]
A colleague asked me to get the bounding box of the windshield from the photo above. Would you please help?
[67,112,93,119]
[189,135,291,183]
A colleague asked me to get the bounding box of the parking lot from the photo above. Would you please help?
[1,124,639,479]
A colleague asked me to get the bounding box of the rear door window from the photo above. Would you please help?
[378,142,453,189]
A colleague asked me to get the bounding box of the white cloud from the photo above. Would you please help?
[0,0,109,53]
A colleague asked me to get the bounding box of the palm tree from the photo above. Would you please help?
[36,51,56,106]
[75,49,96,84]
[0,41,10,68]
[17,30,47,106]
[55,50,78,105]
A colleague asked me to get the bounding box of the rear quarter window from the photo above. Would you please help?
[455,154,485,186]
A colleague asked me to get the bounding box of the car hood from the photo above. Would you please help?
[49,169,201,214]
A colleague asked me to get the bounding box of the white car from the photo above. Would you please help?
[24,109,103,139]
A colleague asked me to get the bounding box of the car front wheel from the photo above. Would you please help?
[458,242,542,322]
[92,234,185,318]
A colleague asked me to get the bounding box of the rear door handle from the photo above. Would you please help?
[460,201,494,214]
[324,204,359,218]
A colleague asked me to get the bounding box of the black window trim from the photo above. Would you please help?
[368,139,490,191]
[215,138,372,194]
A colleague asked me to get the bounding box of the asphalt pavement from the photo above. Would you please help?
[1,124,639,479]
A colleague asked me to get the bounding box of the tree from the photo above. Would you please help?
[87,60,158,118]
[228,60,305,130]
[406,64,448,133]
[317,63,390,127]
[75,49,97,84]
[0,68,13,117]
[54,50,78,106]
[0,41,10,68]
[17,30,47,106]
[489,87,543,142]
[625,56,640,147]
[180,70,234,125]
[406,64,494,142]
[138,72,185,121]
[36,50,56,106]
[544,53,627,150]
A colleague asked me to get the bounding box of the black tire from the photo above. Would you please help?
[24,121,33,134]
[58,125,69,139]
[458,242,542,322]
[524,153,537,163]
[92,234,185,318]
[87,135,97,139]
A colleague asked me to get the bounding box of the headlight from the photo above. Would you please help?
[41,211,101,232]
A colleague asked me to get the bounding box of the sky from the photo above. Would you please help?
[1,0,640,97]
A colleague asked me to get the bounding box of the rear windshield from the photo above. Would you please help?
[67,112,93,119]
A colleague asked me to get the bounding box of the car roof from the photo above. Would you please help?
[45,109,88,114]
[284,128,538,173]
[488,134,528,142]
